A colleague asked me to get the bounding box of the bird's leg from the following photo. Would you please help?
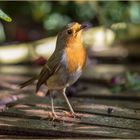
[48,91,58,120]
[61,88,77,118]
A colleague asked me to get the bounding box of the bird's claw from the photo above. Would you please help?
[63,111,80,119]
[48,112,58,121]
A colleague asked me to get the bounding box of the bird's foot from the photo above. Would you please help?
[48,112,58,121]
[63,111,81,119]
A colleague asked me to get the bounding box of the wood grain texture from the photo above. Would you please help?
[0,65,140,138]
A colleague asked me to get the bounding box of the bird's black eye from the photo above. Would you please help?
[67,29,72,34]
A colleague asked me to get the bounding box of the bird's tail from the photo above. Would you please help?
[19,76,38,89]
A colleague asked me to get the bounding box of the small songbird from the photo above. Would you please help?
[19,22,87,119]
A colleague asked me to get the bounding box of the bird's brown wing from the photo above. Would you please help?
[36,50,63,92]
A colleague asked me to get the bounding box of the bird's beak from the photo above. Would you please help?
[76,24,87,33]
[80,24,87,30]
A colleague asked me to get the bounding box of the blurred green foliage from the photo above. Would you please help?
[0,9,12,42]
[111,72,140,93]
[0,1,139,41]
[0,9,12,22]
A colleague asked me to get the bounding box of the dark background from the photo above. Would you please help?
[0,1,139,43]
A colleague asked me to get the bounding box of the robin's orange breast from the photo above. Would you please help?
[65,43,86,74]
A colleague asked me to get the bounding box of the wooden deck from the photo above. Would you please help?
[0,65,140,138]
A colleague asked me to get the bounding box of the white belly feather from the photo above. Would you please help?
[47,53,82,90]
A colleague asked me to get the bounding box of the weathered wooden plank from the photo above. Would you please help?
[7,107,140,131]
[1,70,140,100]
[0,65,140,138]
[90,98,140,110]
[0,91,27,111]
[0,79,140,119]
[66,98,140,120]
[0,116,139,138]
[74,83,140,100]
[0,66,38,76]
[1,91,140,120]
[1,94,140,131]
[1,80,140,102]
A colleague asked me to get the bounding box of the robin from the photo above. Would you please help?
[19,22,87,119]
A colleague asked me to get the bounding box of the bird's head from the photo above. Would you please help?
[56,22,86,49]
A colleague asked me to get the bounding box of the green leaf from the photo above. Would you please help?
[0,9,12,22]
[111,85,124,93]
[125,71,135,85]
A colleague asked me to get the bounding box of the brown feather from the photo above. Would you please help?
[19,76,38,88]
[36,50,63,92]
